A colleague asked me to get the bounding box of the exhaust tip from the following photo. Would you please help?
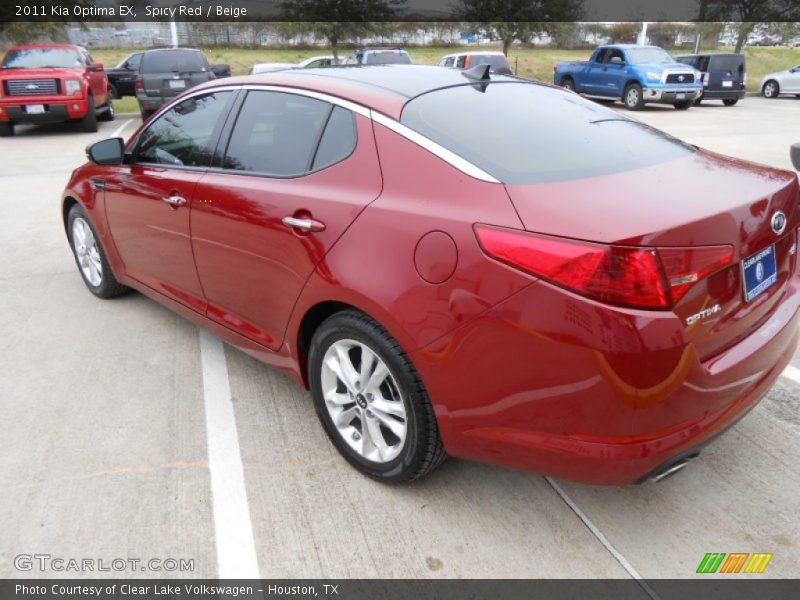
[649,453,699,483]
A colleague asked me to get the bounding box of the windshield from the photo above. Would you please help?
[364,51,412,65]
[141,50,206,73]
[2,48,82,69]
[401,82,694,184]
[626,48,676,64]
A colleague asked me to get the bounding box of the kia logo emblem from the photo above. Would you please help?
[771,211,787,235]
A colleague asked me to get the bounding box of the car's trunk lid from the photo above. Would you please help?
[504,150,799,361]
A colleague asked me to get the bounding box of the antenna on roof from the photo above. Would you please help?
[462,64,491,82]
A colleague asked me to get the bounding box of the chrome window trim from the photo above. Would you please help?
[370,111,500,183]
[147,83,500,184]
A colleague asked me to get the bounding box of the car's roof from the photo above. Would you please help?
[5,44,83,51]
[143,47,203,53]
[676,52,744,57]
[605,44,663,49]
[195,65,528,119]
[442,51,505,58]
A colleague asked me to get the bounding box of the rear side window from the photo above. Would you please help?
[401,83,695,184]
[456,55,466,68]
[142,50,207,73]
[135,91,233,167]
[470,55,509,70]
[223,91,336,176]
[312,107,357,171]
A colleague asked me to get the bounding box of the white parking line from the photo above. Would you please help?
[544,477,661,600]
[110,119,133,139]
[782,365,800,386]
[199,328,260,579]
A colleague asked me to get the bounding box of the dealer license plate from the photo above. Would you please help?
[25,104,45,114]
[168,80,187,90]
[722,81,733,88]
[676,93,686,100]
[742,245,778,302]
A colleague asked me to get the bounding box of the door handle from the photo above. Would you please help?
[162,195,187,207]
[282,216,326,233]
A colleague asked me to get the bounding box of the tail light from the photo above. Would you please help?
[702,72,709,85]
[553,64,557,73]
[475,225,733,310]
[134,77,144,93]
[225,65,231,76]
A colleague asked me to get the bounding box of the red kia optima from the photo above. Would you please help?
[62,65,800,484]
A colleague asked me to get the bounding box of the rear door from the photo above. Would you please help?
[190,89,383,349]
[708,54,744,92]
[104,90,236,311]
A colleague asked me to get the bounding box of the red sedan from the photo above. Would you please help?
[62,65,800,484]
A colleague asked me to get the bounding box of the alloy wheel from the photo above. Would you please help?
[320,339,407,463]
[72,217,103,286]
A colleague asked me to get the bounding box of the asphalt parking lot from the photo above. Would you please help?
[1,95,799,583]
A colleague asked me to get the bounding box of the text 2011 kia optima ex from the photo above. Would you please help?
[62,65,800,485]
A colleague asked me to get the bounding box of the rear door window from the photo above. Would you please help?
[312,107,357,171]
[222,90,334,176]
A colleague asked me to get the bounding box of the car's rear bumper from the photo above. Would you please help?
[0,98,89,123]
[413,272,800,485]
[701,88,747,100]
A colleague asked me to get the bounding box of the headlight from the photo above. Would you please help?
[645,71,661,81]
[695,71,703,83]
[65,80,82,96]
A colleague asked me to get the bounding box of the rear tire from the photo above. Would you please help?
[762,80,779,98]
[722,98,738,107]
[80,96,98,133]
[0,122,13,137]
[67,204,129,299]
[308,310,446,484]
[673,100,691,110]
[623,83,644,110]
[560,77,575,92]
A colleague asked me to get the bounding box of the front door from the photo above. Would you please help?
[104,90,236,311]
[190,89,383,350]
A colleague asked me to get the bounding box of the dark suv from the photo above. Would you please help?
[676,53,746,106]
[136,48,215,119]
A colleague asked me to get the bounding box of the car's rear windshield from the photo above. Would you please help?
[471,55,509,69]
[709,54,745,71]
[364,51,412,65]
[2,48,82,69]
[141,50,207,73]
[400,82,695,184]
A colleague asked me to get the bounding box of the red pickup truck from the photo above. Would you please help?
[0,44,114,136]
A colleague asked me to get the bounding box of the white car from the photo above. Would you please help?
[437,51,512,75]
[297,55,339,68]
[760,65,800,98]
[249,62,295,75]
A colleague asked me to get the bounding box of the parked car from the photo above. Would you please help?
[554,44,702,110]
[760,65,800,98]
[250,62,295,75]
[297,56,339,68]
[63,66,800,485]
[437,51,512,75]
[343,48,413,65]
[0,43,114,136]
[135,48,216,120]
[106,52,142,99]
[109,51,230,99]
[675,53,746,106]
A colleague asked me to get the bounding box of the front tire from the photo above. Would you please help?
[762,80,779,98]
[673,100,691,110]
[623,83,644,110]
[98,102,115,122]
[80,96,98,132]
[67,204,129,299]
[308,310,446,483]
[0,122,13,137]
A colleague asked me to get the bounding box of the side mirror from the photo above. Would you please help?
[791,143,800,171]
[87,137,124,166]
[89,63,105,72]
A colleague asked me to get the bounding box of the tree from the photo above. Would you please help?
[1,22,69,44]
[280,0,405,62]
[705,1,800,52]
[457,0,584,56]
